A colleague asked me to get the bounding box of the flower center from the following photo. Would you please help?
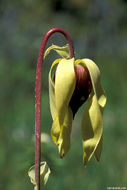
[69,64,92,117]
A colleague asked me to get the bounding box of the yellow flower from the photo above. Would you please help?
[45,44,106,166]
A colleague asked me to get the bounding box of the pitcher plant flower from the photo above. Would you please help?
[47,45,106,165]
[28,28,106,190]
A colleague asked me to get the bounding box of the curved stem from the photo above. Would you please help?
[35,28,74,189]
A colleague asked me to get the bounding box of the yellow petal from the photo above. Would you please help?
[28,162,51,190]
[94,136,102,161]
[78,59,106,166]
[51,107,73,157]
[49,59,62,146]
[55,58,76,125]
[51,116,60,144]
[49,59,61,120]
[44,44,69,59]
[59,107,73,157]
[50,58,76,157]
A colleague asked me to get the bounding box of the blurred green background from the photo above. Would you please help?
[0,0,127,189]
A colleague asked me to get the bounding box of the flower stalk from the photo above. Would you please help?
[35,28,74,190]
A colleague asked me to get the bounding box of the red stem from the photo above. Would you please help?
[35,28,74,189]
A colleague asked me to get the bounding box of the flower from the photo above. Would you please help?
[44,44,106,166]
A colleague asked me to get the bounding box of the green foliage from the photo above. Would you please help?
[0,0,127,190]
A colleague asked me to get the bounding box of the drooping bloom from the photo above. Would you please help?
[45,44,106,166]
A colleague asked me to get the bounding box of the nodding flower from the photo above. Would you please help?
[28,28,107,190]
[45,44,106,166]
